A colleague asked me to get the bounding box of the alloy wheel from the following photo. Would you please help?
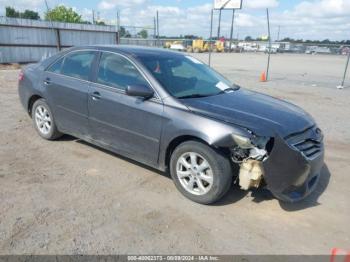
[35,105,52,135]
[176,152,213,195]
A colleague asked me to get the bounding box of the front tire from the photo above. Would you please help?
[32,99,62,140]
[170,141,233,204]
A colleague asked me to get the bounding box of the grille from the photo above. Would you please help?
[293,139,322,158]
[285,126,323,159]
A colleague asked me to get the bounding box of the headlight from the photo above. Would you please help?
[232,134,254,149]
[232,133,270,150]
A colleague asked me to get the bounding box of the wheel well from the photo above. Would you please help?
[165,135,209,168]
[28,95,42,116]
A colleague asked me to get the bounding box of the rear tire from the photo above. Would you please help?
[170,141,232,204]
[32,99,62,140]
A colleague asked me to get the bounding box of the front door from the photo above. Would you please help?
[88,52,164,166]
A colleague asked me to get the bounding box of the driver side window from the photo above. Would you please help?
[97,52,149,91]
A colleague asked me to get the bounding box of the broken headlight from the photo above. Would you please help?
[232,133,270,150]
[231,132,273,190]
[231,133,271,163]
[232,134,254,149]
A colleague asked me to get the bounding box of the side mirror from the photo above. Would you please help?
[126,85,154,99]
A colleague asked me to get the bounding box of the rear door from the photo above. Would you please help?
[44,50,97,137]
[88,52,164,166]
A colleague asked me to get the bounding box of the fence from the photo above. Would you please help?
[120,38,349,56]
[1,17,349,64]
[0,17,119,63]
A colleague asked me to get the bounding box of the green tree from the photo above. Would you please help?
[119,27,131,38]
[245,36,253,41]
[184,35,199,39]
[95,20,106,25]
[119,26,126,37]
[5,7,40,19]
[138,29,148,39]
[280,37,295,42]
[5,7,19,17]
[45,5,82,23]
[22,10,40,20]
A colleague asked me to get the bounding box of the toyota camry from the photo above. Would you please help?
[18,46,325,204]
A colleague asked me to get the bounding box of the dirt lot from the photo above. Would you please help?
[0,53,349,255]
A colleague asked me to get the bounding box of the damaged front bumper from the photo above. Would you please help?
[262,128,324,203]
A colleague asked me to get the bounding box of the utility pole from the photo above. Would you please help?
[229,9,235,52]
[153,16,157,46]
[266,8,272,81]
[116,10,120,44]
[339,51,350,89]
[217,9,222,39]
[156,11,160,47]
[209,9,214,67]
[44,0,60,51]
[277,25,280,41]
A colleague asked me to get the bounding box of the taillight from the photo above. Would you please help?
[18,71,24,82]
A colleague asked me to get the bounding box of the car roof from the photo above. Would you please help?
[72,45,185,58]
[40,45,190,73]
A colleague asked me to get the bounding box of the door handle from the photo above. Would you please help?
[91,91,101,100]
[44,78,51,85]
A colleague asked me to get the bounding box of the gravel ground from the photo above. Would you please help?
[0,53,349,255]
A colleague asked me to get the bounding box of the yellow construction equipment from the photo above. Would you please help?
[184,39,225,53]
[186,39,209,53]
[212,40,225,52]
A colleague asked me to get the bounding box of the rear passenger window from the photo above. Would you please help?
[97,52,149,90]
[61,51,95,80]
[47,57,64,73]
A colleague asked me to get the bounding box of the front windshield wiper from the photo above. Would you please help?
[177,94,213,99]
[218,85,241,94]
[177,85,241,99]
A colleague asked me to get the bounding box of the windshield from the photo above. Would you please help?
[136,54,237,98]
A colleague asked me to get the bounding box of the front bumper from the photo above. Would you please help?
[262,131,324,203]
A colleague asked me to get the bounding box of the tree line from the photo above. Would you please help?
[4,6,147,38]
[5,6,100,24]
[243,36,350,45]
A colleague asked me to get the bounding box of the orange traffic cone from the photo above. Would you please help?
[260,72,267,82]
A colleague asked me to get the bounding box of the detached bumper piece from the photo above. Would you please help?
[263,127,324,202]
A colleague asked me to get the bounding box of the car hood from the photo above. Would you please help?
[180,89,315,137]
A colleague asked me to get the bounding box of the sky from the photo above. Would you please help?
[0,0,349,41]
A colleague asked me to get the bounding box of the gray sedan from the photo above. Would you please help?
[18,45,324,204]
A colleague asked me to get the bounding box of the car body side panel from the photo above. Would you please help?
[18,64,44,113]
[88,83,164,167]
[18,76,35,112]
[157,102,249,170]
[44,72,91,137]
